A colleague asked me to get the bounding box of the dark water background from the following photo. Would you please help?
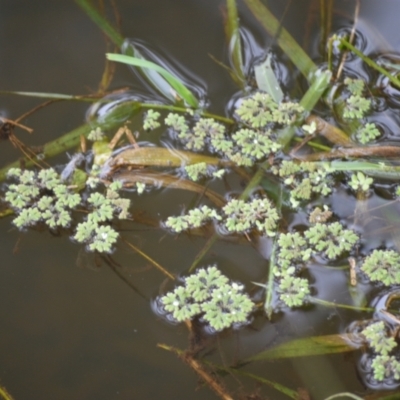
[1,1,400,399]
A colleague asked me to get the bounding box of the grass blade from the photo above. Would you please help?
[0,90,100,102]
[299,69,332,111]
[278,69,332,147]
[75,0,124,47]
[246,334,360,362]
[107,53,199,108]
[224,0,245,85]
[243,0,316,80]
[340,37,400,89]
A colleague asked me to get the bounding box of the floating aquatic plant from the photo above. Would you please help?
[272,161,332,207]
[371,355,400,381]
[165,197,279,237]
[278,275,310,307]
[4,167,130,254]
[305,222,358,260]
[222,197,279,237]
[308,206,333,224]
[143,109,161,130]
[165,205,221,233]
[361,249,400,285]
[184,162,208,181]
[343,94,371,119]
[344,77,365,96]
[349,171,374,192]
[161,286,201,321]
[160,265,254,331]
[356,123,380,144]
[235,92,304,128]
[362,321,397,356]
[361,321,400,382]
[232,128,281,160]
[276,232,312,274]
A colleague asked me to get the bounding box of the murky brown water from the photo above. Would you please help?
[2,1,400,399]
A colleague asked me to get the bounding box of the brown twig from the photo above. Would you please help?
[158,343,235,400]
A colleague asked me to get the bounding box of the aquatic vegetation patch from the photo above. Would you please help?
[160,265,254,331]
[5,168,130,254]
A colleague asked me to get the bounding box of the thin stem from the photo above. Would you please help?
[75,0,124,47]
[340,37,400,89]
[140,103,234,125]
[158,343,235,400]
[310,297,374,312]
[124,239,175,281]
[188,234,218,273]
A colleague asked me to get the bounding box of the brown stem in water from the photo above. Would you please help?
[158,343,235,400]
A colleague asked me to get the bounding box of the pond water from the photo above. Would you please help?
[2,1,400,399]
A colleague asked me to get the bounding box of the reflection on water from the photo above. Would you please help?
[2,1,400,399]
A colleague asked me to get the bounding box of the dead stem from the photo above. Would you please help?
[157,343,235,400]
[336,0,360,80]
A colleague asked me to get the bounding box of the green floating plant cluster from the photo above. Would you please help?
[349,171,374,192]
[343,78,371,119]
[361,249,400,285]
[160,265,254,331]
[5,168,80,229]
[143,109,161,131]
[184,162,226,181]
[356,123,381,144]
[165,197,279,237]
[274,208,358,307]
[5,168,130,253]
[165,205,221,233]
[163,92,304,168]
[272,161,333,208]
[361,321,400,381]
[343,78,380,144]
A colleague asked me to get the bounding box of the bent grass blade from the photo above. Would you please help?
[224,0,245,86]
[106,53,199,108]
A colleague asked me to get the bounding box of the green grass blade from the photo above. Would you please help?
[243,0,316,80]
[107,53,199,108]
[0,90,99,102]
[225,0,245,85]
[340,37,400,89]
[254,54,284,103]
[74,0,124,47]
[299,69,332,111]
[326,160,400,180]
[123,44,188,105]
[278,69,332,146]
[246,334,360,362]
